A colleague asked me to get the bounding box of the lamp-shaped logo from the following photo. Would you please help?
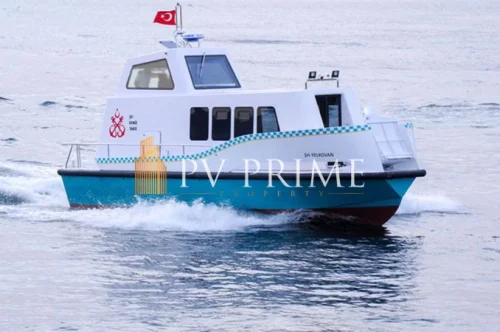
[109,109,126,138]
[134,136,167,195]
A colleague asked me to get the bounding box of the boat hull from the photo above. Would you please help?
[58,169,426,226]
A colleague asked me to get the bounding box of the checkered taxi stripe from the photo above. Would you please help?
[96,125,371,164]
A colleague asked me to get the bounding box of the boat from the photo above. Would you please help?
[58,5,426,226]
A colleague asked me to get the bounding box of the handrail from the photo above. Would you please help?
[63,142,213,169]
[368,120,413,164]
[64,144,74,169]
[61,143,211,147]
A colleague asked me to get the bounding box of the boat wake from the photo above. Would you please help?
[0,162,67,207]
[57,200,297,232]
[396,192,464,215]
[0,162,464,231]
[0,161,295,231]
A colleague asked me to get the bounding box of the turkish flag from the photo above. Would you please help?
[154,10,176,25]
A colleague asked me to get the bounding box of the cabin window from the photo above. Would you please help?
[257,107,280,133]
[185,55,241,89]
[315,95,342,127]
[234,107,254,137]
[190,107,209,141]
[212,107,231,141]
[126,59,174,90]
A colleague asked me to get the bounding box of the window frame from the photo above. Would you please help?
[315,95,342,128]
[126,59,175,90]
[189,107,210,141]
[257,107,280,133]
[185,55,241,90]
[233,107,255,138]
[211,107,232,141]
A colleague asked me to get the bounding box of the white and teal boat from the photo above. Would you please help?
[58,9,425,226]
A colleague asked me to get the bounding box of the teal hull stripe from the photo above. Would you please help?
[60,175,415,209]
[96,124,371,164]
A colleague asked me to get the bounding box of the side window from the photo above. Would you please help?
[190,107,209,141]
[257,107,280,133]
[212,107,231,141]
[126,59,174,90]
[234,107,254,138]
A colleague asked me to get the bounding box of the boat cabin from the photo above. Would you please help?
[109,45,364,143]
[94,44,407,173]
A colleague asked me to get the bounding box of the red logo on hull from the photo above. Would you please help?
[109,109,126,138]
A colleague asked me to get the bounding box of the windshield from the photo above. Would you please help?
[185,55,241,89]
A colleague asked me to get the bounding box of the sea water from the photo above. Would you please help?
[0,0,499,331]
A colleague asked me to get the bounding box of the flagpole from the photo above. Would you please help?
[176,3,183,32]
[179,3,183,30]
[175,3,179,31]
[173,3,181,46]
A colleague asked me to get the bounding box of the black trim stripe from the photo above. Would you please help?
[58,169,426,180]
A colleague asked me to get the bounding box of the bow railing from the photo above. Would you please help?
[368,120,414,165]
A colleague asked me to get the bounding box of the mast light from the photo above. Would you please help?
[305,70,340,89]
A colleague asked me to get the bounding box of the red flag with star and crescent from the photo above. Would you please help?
[154,10,176,26]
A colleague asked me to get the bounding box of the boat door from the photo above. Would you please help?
[315,95,342,127]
